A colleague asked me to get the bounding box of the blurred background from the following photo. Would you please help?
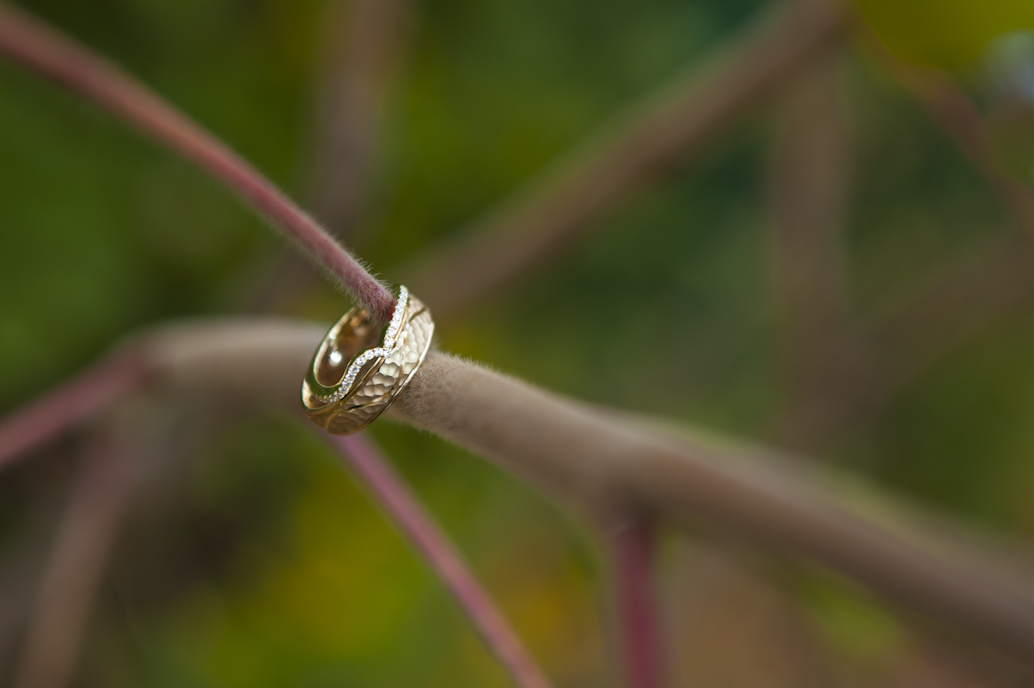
[2,0,1034,685]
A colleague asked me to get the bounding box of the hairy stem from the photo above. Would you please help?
[387,351,1034,663]
[118,319,1034,663]
[0,2,394,321]
[332,433,551,688]
[5,320,1034,662]
[248,0,411,312]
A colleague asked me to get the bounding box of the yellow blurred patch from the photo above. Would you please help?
[855,0,1034,69]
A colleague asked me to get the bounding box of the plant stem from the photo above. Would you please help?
[765,51,862,452]
[309,0,409,239]
[6,319,1034,664]
[0,2,394,322]
[331,433,552,688]
[0,351,148,470]
[612,521,662,688]
[860,41,1034,393]
[387,349,1034,662]
[13,418,139,688]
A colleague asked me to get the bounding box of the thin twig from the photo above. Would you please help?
[0,350,149,470]
[0,2,394,321]
[863,39,1034,391]
[331,433,551,688]
[401,2,850,317]
[0,321,325,470]
[767,43,1034,444]
[247,0,411,312]
[0,486,67,672]
[610,520,662,688]
[876,46,1034,237]
[871,233,1034,391]
[12,413,140,688]
[309,0,409,238]
[765,49,863,451]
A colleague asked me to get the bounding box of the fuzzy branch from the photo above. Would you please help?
[6,321,1034,660]
[387,351,1034,660]
[121,319,1034,663]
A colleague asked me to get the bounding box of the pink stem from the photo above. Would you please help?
[331,433,552,688]
[0,2,394,322]
[612,521,662,688]
[0,352,149,471]
[13,419,139,688]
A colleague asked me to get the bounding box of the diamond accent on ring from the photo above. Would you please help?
[317,286,409,403]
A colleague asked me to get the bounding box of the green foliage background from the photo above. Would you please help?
[1,0,1033,685]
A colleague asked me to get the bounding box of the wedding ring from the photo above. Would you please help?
[302,285,434,435]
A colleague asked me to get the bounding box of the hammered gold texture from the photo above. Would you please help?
[305,296,434,435]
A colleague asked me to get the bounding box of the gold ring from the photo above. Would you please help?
[301,285,434,435]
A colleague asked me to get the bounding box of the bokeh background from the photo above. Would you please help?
[2,0,1034,686]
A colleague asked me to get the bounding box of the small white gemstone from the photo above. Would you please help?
[321,288,411,403]
[383,287,408,348]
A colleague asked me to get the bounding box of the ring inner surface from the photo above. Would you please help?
[314,311,381,388]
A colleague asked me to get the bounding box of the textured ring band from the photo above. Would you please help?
[302,285,434,435]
